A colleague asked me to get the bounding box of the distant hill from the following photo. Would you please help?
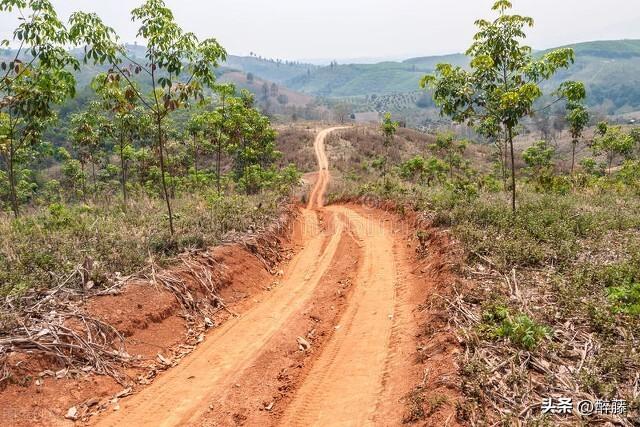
[557,39,640,58]
[220,40,640,117]
[4,39,640,124]
[223,55,318,85]
[539,40,640,115]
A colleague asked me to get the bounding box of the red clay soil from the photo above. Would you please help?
[0,225,298,427]
[191,211,362,426]
[0,127,463,427]
[352,203,463,427]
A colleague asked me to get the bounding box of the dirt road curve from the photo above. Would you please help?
[307,127,335,209]
[96,127,408,426]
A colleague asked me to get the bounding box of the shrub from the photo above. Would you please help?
[480,303,551,350]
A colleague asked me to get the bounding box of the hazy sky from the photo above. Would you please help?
[2,0,639,63]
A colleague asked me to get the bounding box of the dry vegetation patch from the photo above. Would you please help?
[329,139,640,425]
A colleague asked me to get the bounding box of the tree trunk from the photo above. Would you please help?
[193,134,199,178]
[140,149,146,186]
[571,140,576,176]
[383,143,389,187]
[503,140,508,191]
[608,153,614,176]
[81,161,87,202]
[7,143,19,218]
[449,157,453,180]
[216,138,222,196]
[157,118,175,235]
[91,158,97,197]
[120,130,128,205]
[508,126,516,213]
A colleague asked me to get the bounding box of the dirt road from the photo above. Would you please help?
[280,205,397,426]
[96,127,413,426]
[306,127,334,209]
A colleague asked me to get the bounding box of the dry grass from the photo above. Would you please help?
[324,125,493,179]
[327,139,640,425]
[0,191,287,299]
[275,125,318,172]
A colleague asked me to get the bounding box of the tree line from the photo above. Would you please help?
[0,0,300,235]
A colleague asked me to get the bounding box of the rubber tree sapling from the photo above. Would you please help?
[0,0,80,217]
[592,124,634,175]
[380,112,398,187]
[421,0,586,212]
[69,102,112,199]
[69,0,227,234]
[565,101,589,175]
[429,132,468,180]
[92,73,146,205]
[212,84,235,195]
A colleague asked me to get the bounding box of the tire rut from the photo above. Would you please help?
[279,207,398,426]
[95,210,345,427]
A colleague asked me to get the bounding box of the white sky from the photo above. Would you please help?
[1,0,639,63]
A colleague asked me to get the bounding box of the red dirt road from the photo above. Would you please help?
[93,127,434,426]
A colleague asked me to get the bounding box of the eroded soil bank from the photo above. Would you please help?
[0,207,299,426]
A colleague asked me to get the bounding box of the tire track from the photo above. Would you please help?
[95,200,345,426]
[279,207,398,426]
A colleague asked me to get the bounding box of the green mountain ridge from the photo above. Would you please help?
[4,39,640,118]
[227,39,640,116]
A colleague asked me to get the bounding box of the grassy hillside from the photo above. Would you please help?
[286,62,426,98]
[4,39,640,125]
[559,39,640,58]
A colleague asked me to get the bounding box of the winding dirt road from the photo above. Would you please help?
[96,127,413,426]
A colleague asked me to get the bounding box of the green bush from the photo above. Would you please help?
[480,303,551,350]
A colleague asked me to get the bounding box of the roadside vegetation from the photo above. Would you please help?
[2,0,640,425]
[0,0,301,301]
[330,124,640,426]
[328,3,640,424]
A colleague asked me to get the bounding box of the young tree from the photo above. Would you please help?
[380,112,398,186]
[92,73,150,205]
[429,132,468,179]
[522,140,555,187]
[421,0,585,212]
[334,102,352,124]
[58,147,85,201]
[565,101,589,175]
[398,155,448,186]
[70,0,227,234]
[592,124,634,175]
[0,0,85,216]
[212,84,235,195]
[186,113,206,179]
[225,90,281,191]
[630,127,640,158]
[69,102,112,199]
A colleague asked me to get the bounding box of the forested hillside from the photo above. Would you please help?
[226,40,640,117]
